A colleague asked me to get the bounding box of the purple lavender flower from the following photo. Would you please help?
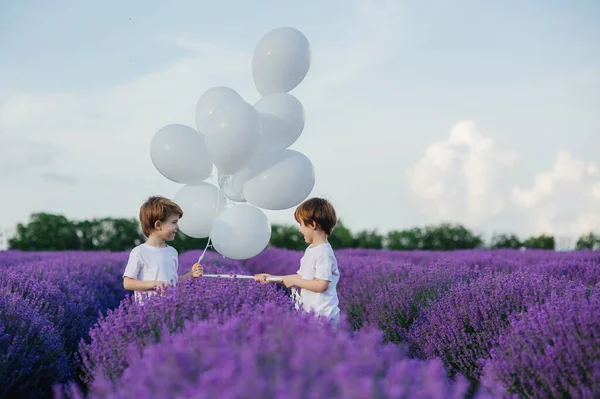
[408,271,574,382]
[363,261,476,343]
[84,303,469,399]
[481,284,600,398]
[0,268,86,356]
[242,247,302,276]
[0,287,71,399]
[2,247,599,398]
[78,276,293,385]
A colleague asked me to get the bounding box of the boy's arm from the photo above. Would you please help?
[123,276,159,291]
[282,253,333,292]
[179,270,192,281]
[282,274,329,293]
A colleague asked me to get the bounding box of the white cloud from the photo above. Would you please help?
[408,123,600,244]
[406,120,518,225]
[510,151,600,238]
[586,163,598,176]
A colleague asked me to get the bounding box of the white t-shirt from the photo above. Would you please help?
[296,242,340,319]
[123,243,179,303]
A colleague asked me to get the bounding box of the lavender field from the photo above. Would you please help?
[1,248,599,398]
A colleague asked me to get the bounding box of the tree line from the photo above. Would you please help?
[6,212,600,253]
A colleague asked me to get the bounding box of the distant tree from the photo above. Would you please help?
[74,219,97,250]
[328,220,355,249]
[575,232,600,251]
[353,229,384,249]
[386,223,482,251]
[74,217,144,251]
[386,227,424,250]
[9,211,558,254]
[490,233,522,249]
[9,213,80,251]
[8,213,211,252]
[269,224,305,250]
[421,223,483,250]
[523,234,555,250]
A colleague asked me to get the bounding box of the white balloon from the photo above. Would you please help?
[252,27,311,96]
[217,171,246,203]
[195,86,243,134]
[150,124,213,184]
[174,183,226,238]
[254,93,305,153]
[244,149,315,210]
[210,204,271,260]
[205,100,261,175]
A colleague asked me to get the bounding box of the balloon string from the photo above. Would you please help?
[197,165,220,263]
[198,236,211,263]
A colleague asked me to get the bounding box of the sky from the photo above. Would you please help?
[0,0,599,248]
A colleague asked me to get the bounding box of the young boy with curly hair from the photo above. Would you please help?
[123,196,203,303]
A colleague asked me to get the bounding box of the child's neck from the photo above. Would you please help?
[310,233,328,247]
[146,235,166,248]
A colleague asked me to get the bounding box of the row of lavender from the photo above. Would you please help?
[76,249,599,398]
[2,248,599,398]
[0,251,130,398]
[73,250,472,399]
[244,248,600,398]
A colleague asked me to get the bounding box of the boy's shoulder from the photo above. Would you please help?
[128,244,143,254]
[129,243,178,255]
[165,244,178,255]
[307,242,336,256]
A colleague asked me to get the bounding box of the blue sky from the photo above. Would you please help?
[1,0,599,247]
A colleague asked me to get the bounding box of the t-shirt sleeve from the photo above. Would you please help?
[123,249,142,279]
[172,247,179,272]
[314,253,334,281]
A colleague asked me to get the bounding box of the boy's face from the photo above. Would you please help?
[298,221,316,243]
[156,214,180,241]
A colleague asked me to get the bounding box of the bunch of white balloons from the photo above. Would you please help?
[150,27,315,260]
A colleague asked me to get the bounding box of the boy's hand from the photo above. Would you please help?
[254,273,272,284]
[192,262,203,278]
[281,275,300,288]
[281,277,294,288]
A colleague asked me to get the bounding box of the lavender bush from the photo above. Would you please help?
[453,250,600,287]
[0,251,131,398]
[0,268,86,356]
[78,303,470,399]
[10,252,129,316]
[481,284,600,398]
[0,287,72,399]
[2,247,599,398]
[78,275,292,385]
[363,261,476,343]
[408,271,575,382]
[243,247,302,276]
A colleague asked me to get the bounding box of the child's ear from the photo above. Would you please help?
[154,220,162,230]
[310,221,317,230]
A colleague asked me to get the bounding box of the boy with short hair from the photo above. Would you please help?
[255,197,341,325]
[123,196,203,303]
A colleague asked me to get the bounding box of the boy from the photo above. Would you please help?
[255,197,341,326]
[123,196,203,303]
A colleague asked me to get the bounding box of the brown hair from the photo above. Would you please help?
[139,196,183,237]
[294,197,337,236]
